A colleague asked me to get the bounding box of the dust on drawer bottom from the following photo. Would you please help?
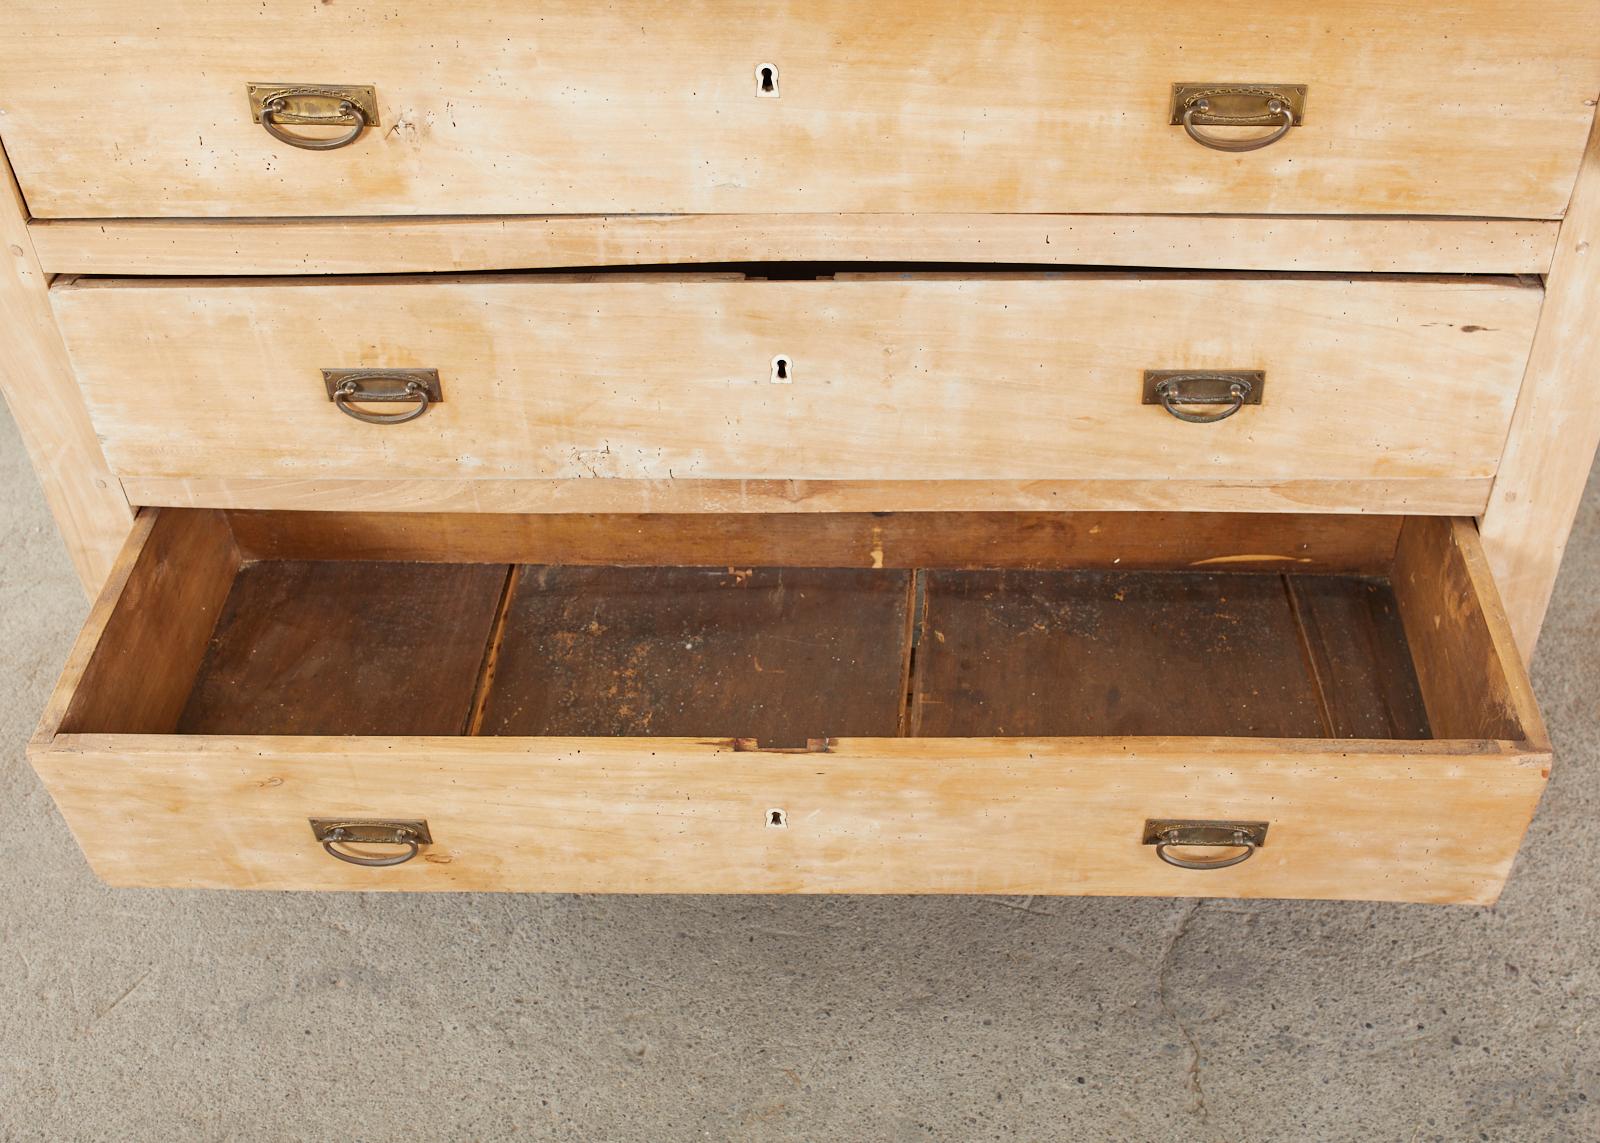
[30,509,1548,902]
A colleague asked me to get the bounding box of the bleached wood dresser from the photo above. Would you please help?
[3,3,1598,903]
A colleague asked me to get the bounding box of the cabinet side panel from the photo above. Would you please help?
[0,139,132,592]
[1482,109,1600,659]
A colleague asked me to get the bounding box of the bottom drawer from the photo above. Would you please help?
[31,508,1548,903]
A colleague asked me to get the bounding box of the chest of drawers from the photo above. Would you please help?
[3,2,1597,903]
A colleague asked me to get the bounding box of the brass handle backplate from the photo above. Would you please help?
[1170,84,1305,152]
[1143,819,1269,870]
[323,368,442,425]
[248,84,378,150]
[310,818,432,867]
[1143,370,1264,424]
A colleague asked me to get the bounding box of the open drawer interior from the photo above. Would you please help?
[31,508,1550,902]
[46,508,1541,748]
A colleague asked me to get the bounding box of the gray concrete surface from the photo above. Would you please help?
[0,398,1595,1143]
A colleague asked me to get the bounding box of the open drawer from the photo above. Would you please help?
[31,508,1548,903]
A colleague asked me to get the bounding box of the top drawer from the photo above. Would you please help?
[2,2,1597,220]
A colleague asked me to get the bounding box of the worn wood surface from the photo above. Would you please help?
[123,474,1496,518]
[463,566,522,738]
[1392,518,1546,746]
[222,509,1404,575]
[1285,577,1431,740]
[26,214,1561,277]
[0,144,132,593]
[478,566,912,742]
[31,734,1548,903]
[34,512,159,744]
[910,569,1429,739]
[53,510,238,736]
[1482,112,1600,659]
[3,1,1597,218]
[51,274,1542,489]
[176,560,508,736]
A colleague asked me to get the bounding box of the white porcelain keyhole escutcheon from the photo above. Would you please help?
[770,355,793,384]
[756,63,780,98]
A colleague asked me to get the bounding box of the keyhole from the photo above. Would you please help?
[770,355,792,384]
[756,63,780,98]
[768,808,787,828]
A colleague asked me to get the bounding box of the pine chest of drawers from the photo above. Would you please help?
[3,2,1597,903]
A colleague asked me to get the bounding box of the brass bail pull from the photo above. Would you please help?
[310,818,432,867]
[323,368,442,425]
[263,96,364,150]
[1171,84,1305,153]
[248,84,377,151]
[1143,819,1269,870]
[1143,370,1264,424]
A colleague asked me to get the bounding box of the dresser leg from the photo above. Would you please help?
[0,139,133,594]
[1482,107,1600,663]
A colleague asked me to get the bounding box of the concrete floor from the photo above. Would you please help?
[0,401,1596,1143]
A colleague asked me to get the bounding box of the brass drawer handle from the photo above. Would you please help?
[263,97,364,150]
[1171,84,1305,153]
[323,368,442,426]
[1143,819,1268,870]
[310,818,432,867]
[1143,369,1264,424]
[248,84,377,151]
[1183,98,1293,152]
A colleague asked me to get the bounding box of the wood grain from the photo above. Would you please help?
[912,569,1346,738]
[54,509,239,735]
[222,509,1405,575]
[176,560,509,736]
[33,510,159,744]
[31,734,1548,903]
[1391,517,1547,746]
[0,143,132,593]
[1482,111,1600,659]
[50,274,1543,488]
[122,474,1496,519]
[26,214,1561,277]
[1285,577,1430,740]
[2,1,1596,218]
[478,566,912,742]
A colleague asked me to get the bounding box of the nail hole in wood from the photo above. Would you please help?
[768,808,787,828]
[771,355,792,384]
[757,63,780,98]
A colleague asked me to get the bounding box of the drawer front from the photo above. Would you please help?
[52,274,1542,491]
[31,508,1549,903]
[3,2,1597,219]
[31,737,1546,904]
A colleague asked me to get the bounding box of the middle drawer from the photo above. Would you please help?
[52,272,1541,504]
